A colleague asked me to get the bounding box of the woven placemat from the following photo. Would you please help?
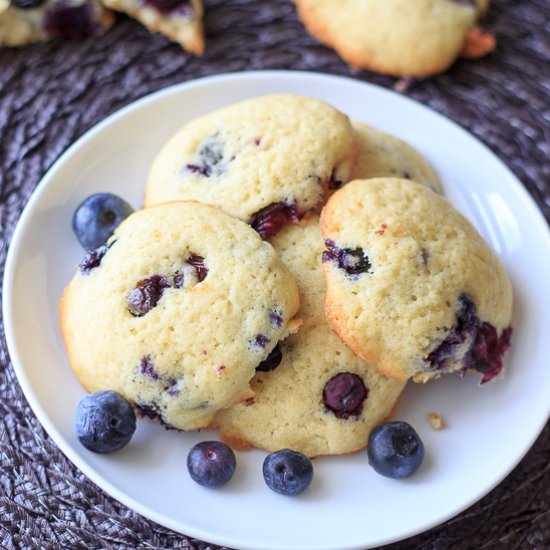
[1,1,549,548]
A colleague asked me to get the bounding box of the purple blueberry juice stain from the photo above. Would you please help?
[165,378,180,396]
[322,240,372,277]
[185,134,226,177]
[140,355,160,380]
[426,293,512,383]
[269,309,283,328]
[127,275,170,317]
[251,334,270,349]
[250,202,301,239]
[143,0,192,15]
[323,372,368,419]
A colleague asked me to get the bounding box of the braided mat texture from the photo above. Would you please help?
[1,1,549,548]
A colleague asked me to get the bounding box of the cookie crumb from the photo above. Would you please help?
[428,412,445,430]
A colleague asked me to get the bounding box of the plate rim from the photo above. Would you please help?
[3,69,550,550]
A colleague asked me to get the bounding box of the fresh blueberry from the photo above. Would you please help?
[269,309,283,327]
[251,334,270,349]
[323,372,368,419]
[187,441,236,488]
[256,344,282,372]
[75,390,136,453]
[72,193,133,250]
[263,449,313,496]
[127,275,170,317]
[367,421,424,479]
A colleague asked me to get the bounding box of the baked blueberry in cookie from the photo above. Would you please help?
[320,178,513,384]
[323,372,368,419]
[145,95,356,239]
[61,202,300,431]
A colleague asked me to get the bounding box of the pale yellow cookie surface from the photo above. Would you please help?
[352,123,442,193]
[214,218,404,457]
[294,0,489,76]
[61,202,300,430]
[145,95,356,234]
[320,178,513,383]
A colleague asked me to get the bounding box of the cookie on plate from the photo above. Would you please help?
[294,0,490,77]
[320,178,513,384]
[101,0,203,55]
[60,201,300,431]
[0,0,113,47]
[214,218,405,457]
[145,94,356,238]
[352,123,442,193]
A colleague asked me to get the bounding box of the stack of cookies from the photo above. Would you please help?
[61,94,513,457]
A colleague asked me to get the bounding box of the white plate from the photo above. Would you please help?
[3,71,550,550]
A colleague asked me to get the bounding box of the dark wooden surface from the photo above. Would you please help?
[1,1,550,548]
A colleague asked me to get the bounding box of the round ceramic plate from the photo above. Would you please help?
[4,71,550,550]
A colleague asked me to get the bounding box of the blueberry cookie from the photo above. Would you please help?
[294,0,490,77]
[320,178,513,384]
[145,95,356,239]
[101,0,203,55]
[60,202,300,430]
[0,0,113,47]
[352,123,442,193]
[214,218,405,457]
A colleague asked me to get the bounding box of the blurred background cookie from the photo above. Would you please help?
[294,0,491,76]
[0,0,113,46]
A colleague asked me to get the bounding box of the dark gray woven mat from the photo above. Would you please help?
[1,0,550,548]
